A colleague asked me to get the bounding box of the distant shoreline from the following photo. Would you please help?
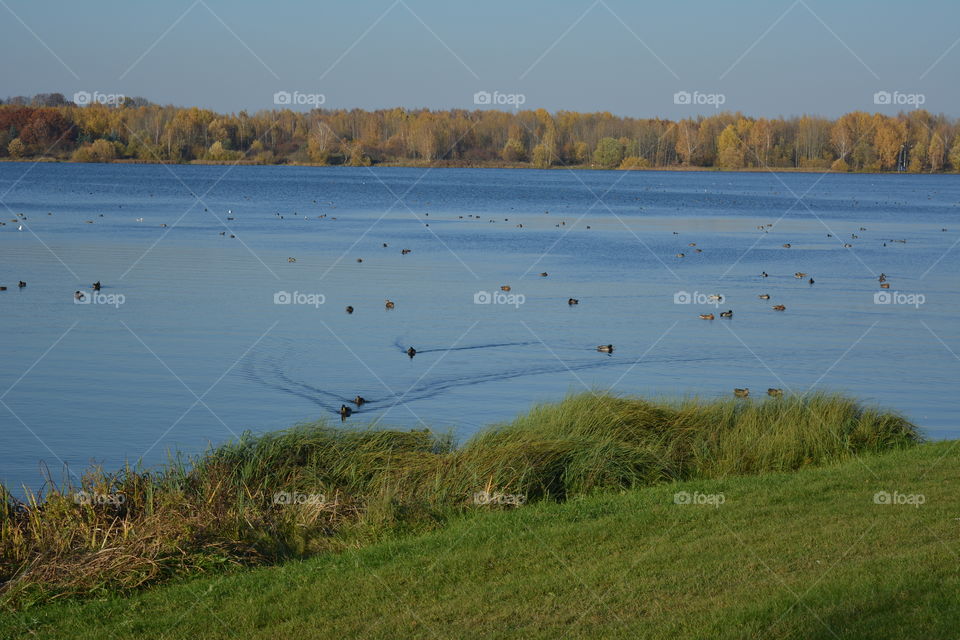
[0,157,941,175]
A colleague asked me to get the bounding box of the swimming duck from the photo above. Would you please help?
[345,306,354,314]
[782,243,791,248]
[772,304,786,311]
[733,388,750,398]
[767,388,783,397]
[539,272,548,277]
[676,253,685,258]
[385,300,395,310]
[383,243,388,247]
[688,242,697,247]
[880,283,890,289]
[568,298,579,305]
[794,272,807,278]
[878,274,886,282]
[501,285,511,291]
[596,344,614,353]
[92,281,101,291]
[758,294,770,299]
[356,258,363,263]
[407,347,417,359]
[707,294,723,301]
[354,396,366,406]
[339,405,352,420]
[17,281,25,288]
[288,257,296,262]
[719,310,733,318]
[808,278,814,284]
[699,313,715,320]
[401,249,411,255]
[0,286,6,291]
[74,291,85,301]
[761,272,768,278]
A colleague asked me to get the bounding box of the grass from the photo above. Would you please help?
[0,392,919,613]
[1,440,955,639]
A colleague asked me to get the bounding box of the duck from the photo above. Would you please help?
[767,388,783,397]
[707,294,723,301]
[356,258,363,263]
[407,347,417,359]
[719,310,733,318]
[794,272,807,278]
[0,286,6,291]
[345,306,354,314]
[500,285,511,292]
[596,344,614,353]
[339,405,352,420]
[92,281,101,291]
[761,272,768,278]
[568,298,579,305]
[74,290,85,301]
[354,396,366,406]
[879,283,890,289]
[733,388,750,398]
[843,243,853,248]
[782,243,791,248]
[758,294,770,299]
[688,242,697,247]
[878,273,886,282]
[401,249,412,255]
[385,300,395,310]
[699,313,715,320]
[17,281,26,288]
[383,243,388,247]
[772,304,786,311]
[539,272,548,277]
[676,253,685,258]
[808,278,814,284]
[287,257,296,262]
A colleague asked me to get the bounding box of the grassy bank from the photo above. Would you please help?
[0,393,918,612]
[2,439,954,639]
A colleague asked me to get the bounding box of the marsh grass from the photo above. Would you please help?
[0,392,918,609]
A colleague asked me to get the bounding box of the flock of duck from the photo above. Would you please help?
[4,196,944,410]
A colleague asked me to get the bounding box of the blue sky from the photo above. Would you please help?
[1,0,957,117]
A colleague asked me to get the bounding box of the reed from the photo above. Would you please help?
[0,392,918,609]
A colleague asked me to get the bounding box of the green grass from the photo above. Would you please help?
[0,393,920,615]
[1,441,955,639]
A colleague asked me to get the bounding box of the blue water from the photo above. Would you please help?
[1,163,958,491]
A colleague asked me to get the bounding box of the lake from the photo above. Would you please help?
[1,163,957,492]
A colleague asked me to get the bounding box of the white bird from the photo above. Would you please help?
[17,224,23,231]
[136,217,144,222]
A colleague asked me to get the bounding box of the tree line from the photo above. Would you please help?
[2,93,959,172]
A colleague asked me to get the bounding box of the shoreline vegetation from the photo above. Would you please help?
[0,392,919,611]
[2,95,960,173]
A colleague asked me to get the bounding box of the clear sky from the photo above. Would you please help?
[1,0,957,118]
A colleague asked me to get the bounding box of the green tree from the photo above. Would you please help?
[716,125,744,169]
[592,137,623,168]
